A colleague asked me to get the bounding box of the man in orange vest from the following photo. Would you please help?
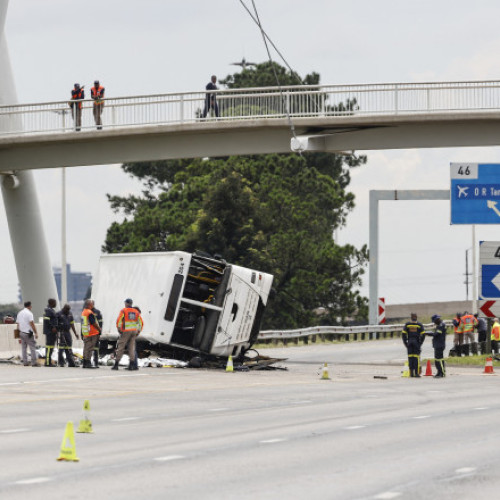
[81,299,101,368]
[460,311,478,356]
[452,312,463,356]
[491,317,500,354]
[113,298,143,371]
[70,83,85,131]
[90,80,105,130]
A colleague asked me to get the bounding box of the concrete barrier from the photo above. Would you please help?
[0,323,83,358]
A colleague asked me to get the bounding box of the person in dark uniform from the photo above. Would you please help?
[56,304,78,367]
[91,305,103,368]
[43,298,58,367]
[402,313,426,377]
[70,83,85,131]
[427,314,447,378]
[202,75,219,118]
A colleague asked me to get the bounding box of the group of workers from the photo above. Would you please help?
[15,298,143,370]
[69,75,220,131]
[70,80,105,131]
[402,311,500,379]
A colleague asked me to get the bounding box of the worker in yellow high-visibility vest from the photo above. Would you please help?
[491,318,500,354]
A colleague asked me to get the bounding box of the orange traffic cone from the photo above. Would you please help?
[424,359,433,377]
[484,357,494,374]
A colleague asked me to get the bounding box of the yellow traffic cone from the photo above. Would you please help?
[77,399,93,433]
[402,361,410,378]
[225,356,234,372]
[57,421,79,462]
[320,362,331,380]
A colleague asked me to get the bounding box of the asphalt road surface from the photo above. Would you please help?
[1,338,500,500]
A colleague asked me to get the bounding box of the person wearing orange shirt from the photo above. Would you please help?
[81,299,101,369]
[113,298,143,371]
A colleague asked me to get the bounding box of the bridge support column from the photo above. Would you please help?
[0,0,58,319]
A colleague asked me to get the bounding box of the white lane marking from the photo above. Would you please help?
[291,400,312,404]
[412,415,430,419]
[15,477,51,485]
[0,382,21,386]
[154,455,184,462]
[1,428,30,434]
[374,492,402,499]
[344,425,366,430]
[260,438,286,444]
[456,467,476,474]
[208,408,229,412]
[474,407,489,411]
[112,417,141,422]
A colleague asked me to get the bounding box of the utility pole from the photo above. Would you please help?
[464,248,470,300]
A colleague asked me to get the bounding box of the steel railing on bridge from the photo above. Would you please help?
[2,80,500,136]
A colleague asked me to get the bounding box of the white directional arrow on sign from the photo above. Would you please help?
[487,200,500,217]
[492,272,500,293]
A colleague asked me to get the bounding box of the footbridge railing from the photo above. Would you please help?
[1,80,500,136]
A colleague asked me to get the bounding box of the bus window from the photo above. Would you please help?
[164,274,184,321]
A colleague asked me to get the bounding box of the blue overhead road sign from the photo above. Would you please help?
[451,163,500,224]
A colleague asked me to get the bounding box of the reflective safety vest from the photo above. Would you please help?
[116,307,143,334]
[491,322,500,341]
[460,314,477,333]
[71,88,84,109]
[91,85,104,103]
[81,308,100,337]
[453,319,461,334]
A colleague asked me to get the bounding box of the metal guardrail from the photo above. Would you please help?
[1,80,500,136]
[258,320,453,342]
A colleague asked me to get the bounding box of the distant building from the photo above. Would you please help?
[53,264,92,303]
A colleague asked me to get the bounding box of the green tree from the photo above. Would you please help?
[104,63,368,327]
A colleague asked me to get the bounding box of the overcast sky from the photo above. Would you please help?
[2,0,500,307]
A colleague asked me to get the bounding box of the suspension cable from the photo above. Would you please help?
[238,0,301,145]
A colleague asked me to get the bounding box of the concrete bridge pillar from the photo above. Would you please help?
[0,0,58,319]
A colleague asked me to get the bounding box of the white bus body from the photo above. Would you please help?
[92,252,273,358]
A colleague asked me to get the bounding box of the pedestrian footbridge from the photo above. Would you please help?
[2,80,500,171]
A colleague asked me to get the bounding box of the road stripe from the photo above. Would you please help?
[112,417,141,422]
[154,455,184,462]
[474,407,489,410]
[0,428,30,434]
[208,408,229,412]
[412,415,430,419]
[260,438,286,444]
[15,477,51,485]
[344,425,366,430]
[374,492,401,499]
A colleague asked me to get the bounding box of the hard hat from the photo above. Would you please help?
[74,83,80,87]
[125,298,133,305]
[94,80,99,84]
[431,314,440,322]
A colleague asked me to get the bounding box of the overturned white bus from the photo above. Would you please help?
[92,252,273,359]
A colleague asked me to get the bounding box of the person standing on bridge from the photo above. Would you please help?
[90,80,105,130]
[70,83,85,131]
[426,314,447,378]
[402,313,426,377]
[113,298,143,371]
[81,299,101,368]
[202,75,219,118]
[43,298,58,367]
[16,301,39,367]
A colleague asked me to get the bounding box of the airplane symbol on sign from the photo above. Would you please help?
[457,185,469,198]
